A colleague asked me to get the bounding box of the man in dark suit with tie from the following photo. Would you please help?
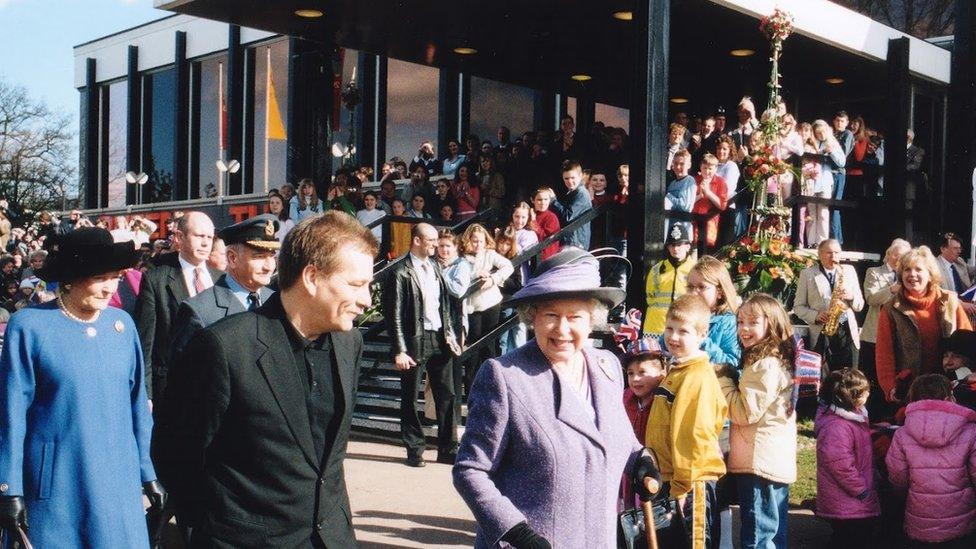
[383,223,462,468]
[153,211,377,549]
[168,214,279,366]
[134,211,220,400]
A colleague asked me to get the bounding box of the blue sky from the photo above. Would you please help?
[0,0,166,129]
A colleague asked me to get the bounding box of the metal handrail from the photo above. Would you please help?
[368,204,608,359]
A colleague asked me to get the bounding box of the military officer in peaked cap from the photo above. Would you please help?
[166,214,279,362]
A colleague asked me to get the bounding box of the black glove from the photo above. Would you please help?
[501,522,551,549]
[633,451,662,502]
[0,496,27,532]
[143,480,167,513]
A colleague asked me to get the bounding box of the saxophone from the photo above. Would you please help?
[822,267,846,337]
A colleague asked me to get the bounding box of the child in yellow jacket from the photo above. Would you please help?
[646,294,728,549]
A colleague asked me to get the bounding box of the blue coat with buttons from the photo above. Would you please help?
[0,302,155,548]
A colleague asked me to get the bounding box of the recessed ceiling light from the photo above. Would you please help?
[295,9,323,18]
[571,74,592,82]
[670,97,689,104]
[613,11,633,21]
[730,49,756,57]
[453,47,477,55]
[825,77,845,84]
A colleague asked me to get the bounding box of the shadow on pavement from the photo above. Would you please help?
[345,451,409,464]
[355,509,477,547]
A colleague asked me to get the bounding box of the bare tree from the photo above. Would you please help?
[0,78,78,222]
[834,0,955,38]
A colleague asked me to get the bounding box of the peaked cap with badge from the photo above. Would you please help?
[218,214,281,250]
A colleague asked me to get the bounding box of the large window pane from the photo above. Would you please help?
[251,40,289,194]
[196,55,227,198]
[470,77,534,146]
[596,103,630,134]
[386,59,438,162]
[142,68,176,203]
[104,81,127,207]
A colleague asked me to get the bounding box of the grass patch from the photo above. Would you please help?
[792,418,817,506]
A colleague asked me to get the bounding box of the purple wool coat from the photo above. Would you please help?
[886,400,976,543]
[453,341,644,548]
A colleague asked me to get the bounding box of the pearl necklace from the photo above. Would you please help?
[57,293,100,325]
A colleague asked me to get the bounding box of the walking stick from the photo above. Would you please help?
[641,477,660,549]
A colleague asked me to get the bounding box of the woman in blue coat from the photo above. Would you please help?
[0,228,165,548]
[453,249,660,548]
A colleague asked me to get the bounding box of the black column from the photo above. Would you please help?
[883,37,911,245]
[357,52,375,173]
[174,31,189,201]
[533,91,556,135]
[242,47,256,194]
[126,45,141,206]
[226,25,244,195]
[459,72,471,142]
[438,69,460,154]
[575,94,595,157]
[627,0,670,307]
[285,38,334,192]
[80,58,99,209]
[947,0,976,252]
[375,57,388,167]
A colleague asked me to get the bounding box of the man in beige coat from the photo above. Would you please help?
[794,239,864,371]
[860,238,910,417]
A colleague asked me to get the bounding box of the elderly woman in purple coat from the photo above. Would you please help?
[454,248,660,548]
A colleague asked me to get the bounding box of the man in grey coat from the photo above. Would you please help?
[168,215,279,363]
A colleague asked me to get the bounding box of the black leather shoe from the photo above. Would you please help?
[406,454,426,468]
[436,451,457,465]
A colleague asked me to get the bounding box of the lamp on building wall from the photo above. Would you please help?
[215,160,240,204]
[125,171,148,204]
[332,69,361,168]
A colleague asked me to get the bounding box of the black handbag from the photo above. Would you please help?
[616,497,680,549]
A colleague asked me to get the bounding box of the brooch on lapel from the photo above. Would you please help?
[115,320,125,333]
[597,355,616,381]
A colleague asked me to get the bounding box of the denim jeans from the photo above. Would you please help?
[737,474,789,549]
[831,171,845,245]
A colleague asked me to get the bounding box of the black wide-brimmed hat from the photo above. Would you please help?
[505,247,626,308]
[37,227,141,283]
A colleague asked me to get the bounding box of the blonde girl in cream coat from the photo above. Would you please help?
[717,293,797,549]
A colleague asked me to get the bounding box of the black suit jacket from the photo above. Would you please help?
[153,293,360,549]
[168,274,275,366]
[382,256,459,358]
[134,252,222,398]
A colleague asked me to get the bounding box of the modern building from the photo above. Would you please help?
[75,0,974,264]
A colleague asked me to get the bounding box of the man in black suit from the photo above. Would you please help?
[153,211,378,548]
[168,214,279,364]
[134,211,219,400]
[383,223,461,468]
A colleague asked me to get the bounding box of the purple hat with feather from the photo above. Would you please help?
[506,247,626,308]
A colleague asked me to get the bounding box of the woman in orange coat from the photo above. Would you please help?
[876,246,972,403]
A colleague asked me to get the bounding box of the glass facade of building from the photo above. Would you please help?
[101,80,128,208]
[386,59,439,162]
[469,76,535,145]
[142,68,177,204]
[249,39,289,194]
[193,54,227,199]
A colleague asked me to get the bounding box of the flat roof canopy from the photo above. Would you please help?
[156,0,944,120]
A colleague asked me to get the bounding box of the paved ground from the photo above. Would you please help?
[345,437,833,548]
[162,436,833,547]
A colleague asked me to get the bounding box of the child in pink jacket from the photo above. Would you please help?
[815,368,880,548]
[886,374,976,547]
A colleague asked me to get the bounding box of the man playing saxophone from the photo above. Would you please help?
[795,239,865,372]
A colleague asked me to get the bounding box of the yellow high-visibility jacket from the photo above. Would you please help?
[645,353,727,499]
[643,257,696,335]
